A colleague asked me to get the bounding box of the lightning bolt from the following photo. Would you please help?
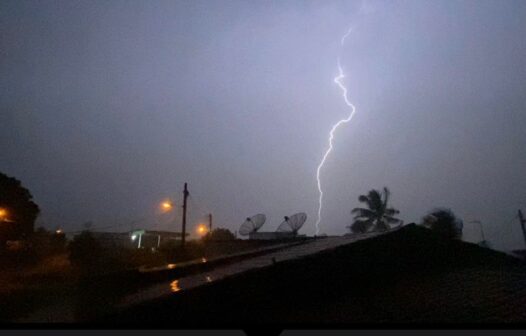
[315,27,357,235]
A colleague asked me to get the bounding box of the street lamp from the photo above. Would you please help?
[197,224,208,237]
[160,200,174,212]
[0,208,7,218]
[0,208,9,222]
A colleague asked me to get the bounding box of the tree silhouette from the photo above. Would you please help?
[0,172,40,242]
[422,208,463,239]
[31,227,67,256]
[349,187,402,233]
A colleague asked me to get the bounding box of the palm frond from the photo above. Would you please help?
[357,194,377,213]
[358,195,368,203]
[382,187,390,208]
[350,219,374,234]
[353,216,374,222]
[383,215,402,224]
[368,189,383,212]
[384,208,400,216]
[351,207,376,218]
[375,220,390,231]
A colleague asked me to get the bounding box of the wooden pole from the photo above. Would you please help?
[181,182,189,248]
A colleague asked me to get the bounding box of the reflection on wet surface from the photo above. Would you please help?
[119,232,387,308]
[139,241,297,273]
[170,280,181,293]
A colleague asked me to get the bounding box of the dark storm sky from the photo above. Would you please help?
[1,0,525,249]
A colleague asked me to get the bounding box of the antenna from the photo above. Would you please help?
[468,220,487,242]
[238,214,266,236]
[277,212,307,234]
[518,210,526,248]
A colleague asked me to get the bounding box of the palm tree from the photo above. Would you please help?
[349,187,402,233]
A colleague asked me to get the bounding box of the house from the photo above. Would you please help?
[89,231,132,249]
[82,230,189,250]
[129,230,188,249]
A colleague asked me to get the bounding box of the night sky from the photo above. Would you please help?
[1,0,525,249]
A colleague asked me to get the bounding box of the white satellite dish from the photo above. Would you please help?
[277,212,307,234]
[238,214,266,236]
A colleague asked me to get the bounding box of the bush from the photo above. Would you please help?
[203,228,236,241]
[422,208,463,240]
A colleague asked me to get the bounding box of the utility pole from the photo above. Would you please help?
[519,210,526,248]
[181,182,189,248]
[208,213,213,233]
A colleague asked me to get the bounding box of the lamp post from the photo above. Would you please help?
[197,224,208,237]
[182,183,189,248]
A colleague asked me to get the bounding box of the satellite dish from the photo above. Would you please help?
[238,214,266,236]
[277,212,307,234]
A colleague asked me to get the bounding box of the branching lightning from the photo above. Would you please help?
[315,27,357,235]
[340,27,353,46]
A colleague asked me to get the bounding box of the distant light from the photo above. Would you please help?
[170,280,181,292]
[0,208,8,220]
[197,224,208,236]
[56,229,63,234]
[206,276,212,282]
[161,200,173,212]
[201,257,207,263]
[131,235,137,241]
[167,263,176,269]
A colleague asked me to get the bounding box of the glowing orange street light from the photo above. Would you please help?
[0,208,8,221]
[160,200,173,212]
[197,224,208,236]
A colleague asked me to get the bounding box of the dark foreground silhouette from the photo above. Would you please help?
[99,224,526,326]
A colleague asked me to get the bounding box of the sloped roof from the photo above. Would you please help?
[105,224,526,325]
[512,249,526,259]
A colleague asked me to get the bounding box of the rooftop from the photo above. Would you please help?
[105,224,526,325]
